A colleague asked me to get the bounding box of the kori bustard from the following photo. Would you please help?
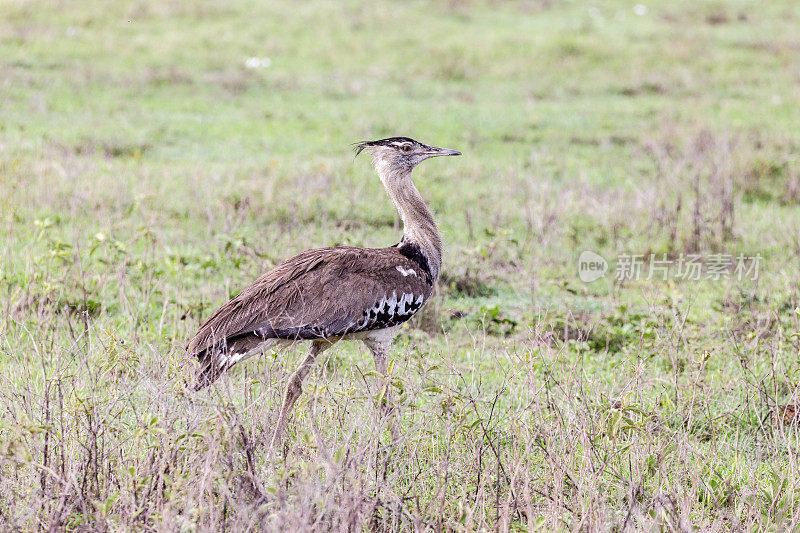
[188,137,460,447]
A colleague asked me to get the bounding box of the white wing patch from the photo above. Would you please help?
[385,291,398,315]
[396,266,417,277]
[397,292,414,314]
[355,289,427,332]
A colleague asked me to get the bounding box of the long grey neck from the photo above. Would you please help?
[377,165,442,281]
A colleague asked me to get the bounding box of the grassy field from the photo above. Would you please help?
[2,0,800,529]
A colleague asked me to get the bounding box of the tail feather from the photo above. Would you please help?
[192,350,219,390]
[190,333,266,390]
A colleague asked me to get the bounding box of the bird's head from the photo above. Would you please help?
[354,137,461,176]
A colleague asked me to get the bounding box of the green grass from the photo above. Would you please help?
[2,0,800,529]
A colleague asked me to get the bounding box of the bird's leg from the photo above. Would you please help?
[270,341,324,450]
[367,341,400,444]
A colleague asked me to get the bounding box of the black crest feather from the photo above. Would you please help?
[353,137,418,156]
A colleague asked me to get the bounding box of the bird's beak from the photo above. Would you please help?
[423,146,462,157]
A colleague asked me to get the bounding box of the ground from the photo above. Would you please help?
[1,0,800,530]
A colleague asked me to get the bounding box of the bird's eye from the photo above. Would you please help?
[401,144,412,152]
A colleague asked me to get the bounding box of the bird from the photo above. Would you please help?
[187,136,461,447]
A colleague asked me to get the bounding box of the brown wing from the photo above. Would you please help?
[188,246,433,386]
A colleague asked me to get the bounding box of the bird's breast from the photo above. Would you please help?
[344,325,402,344]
